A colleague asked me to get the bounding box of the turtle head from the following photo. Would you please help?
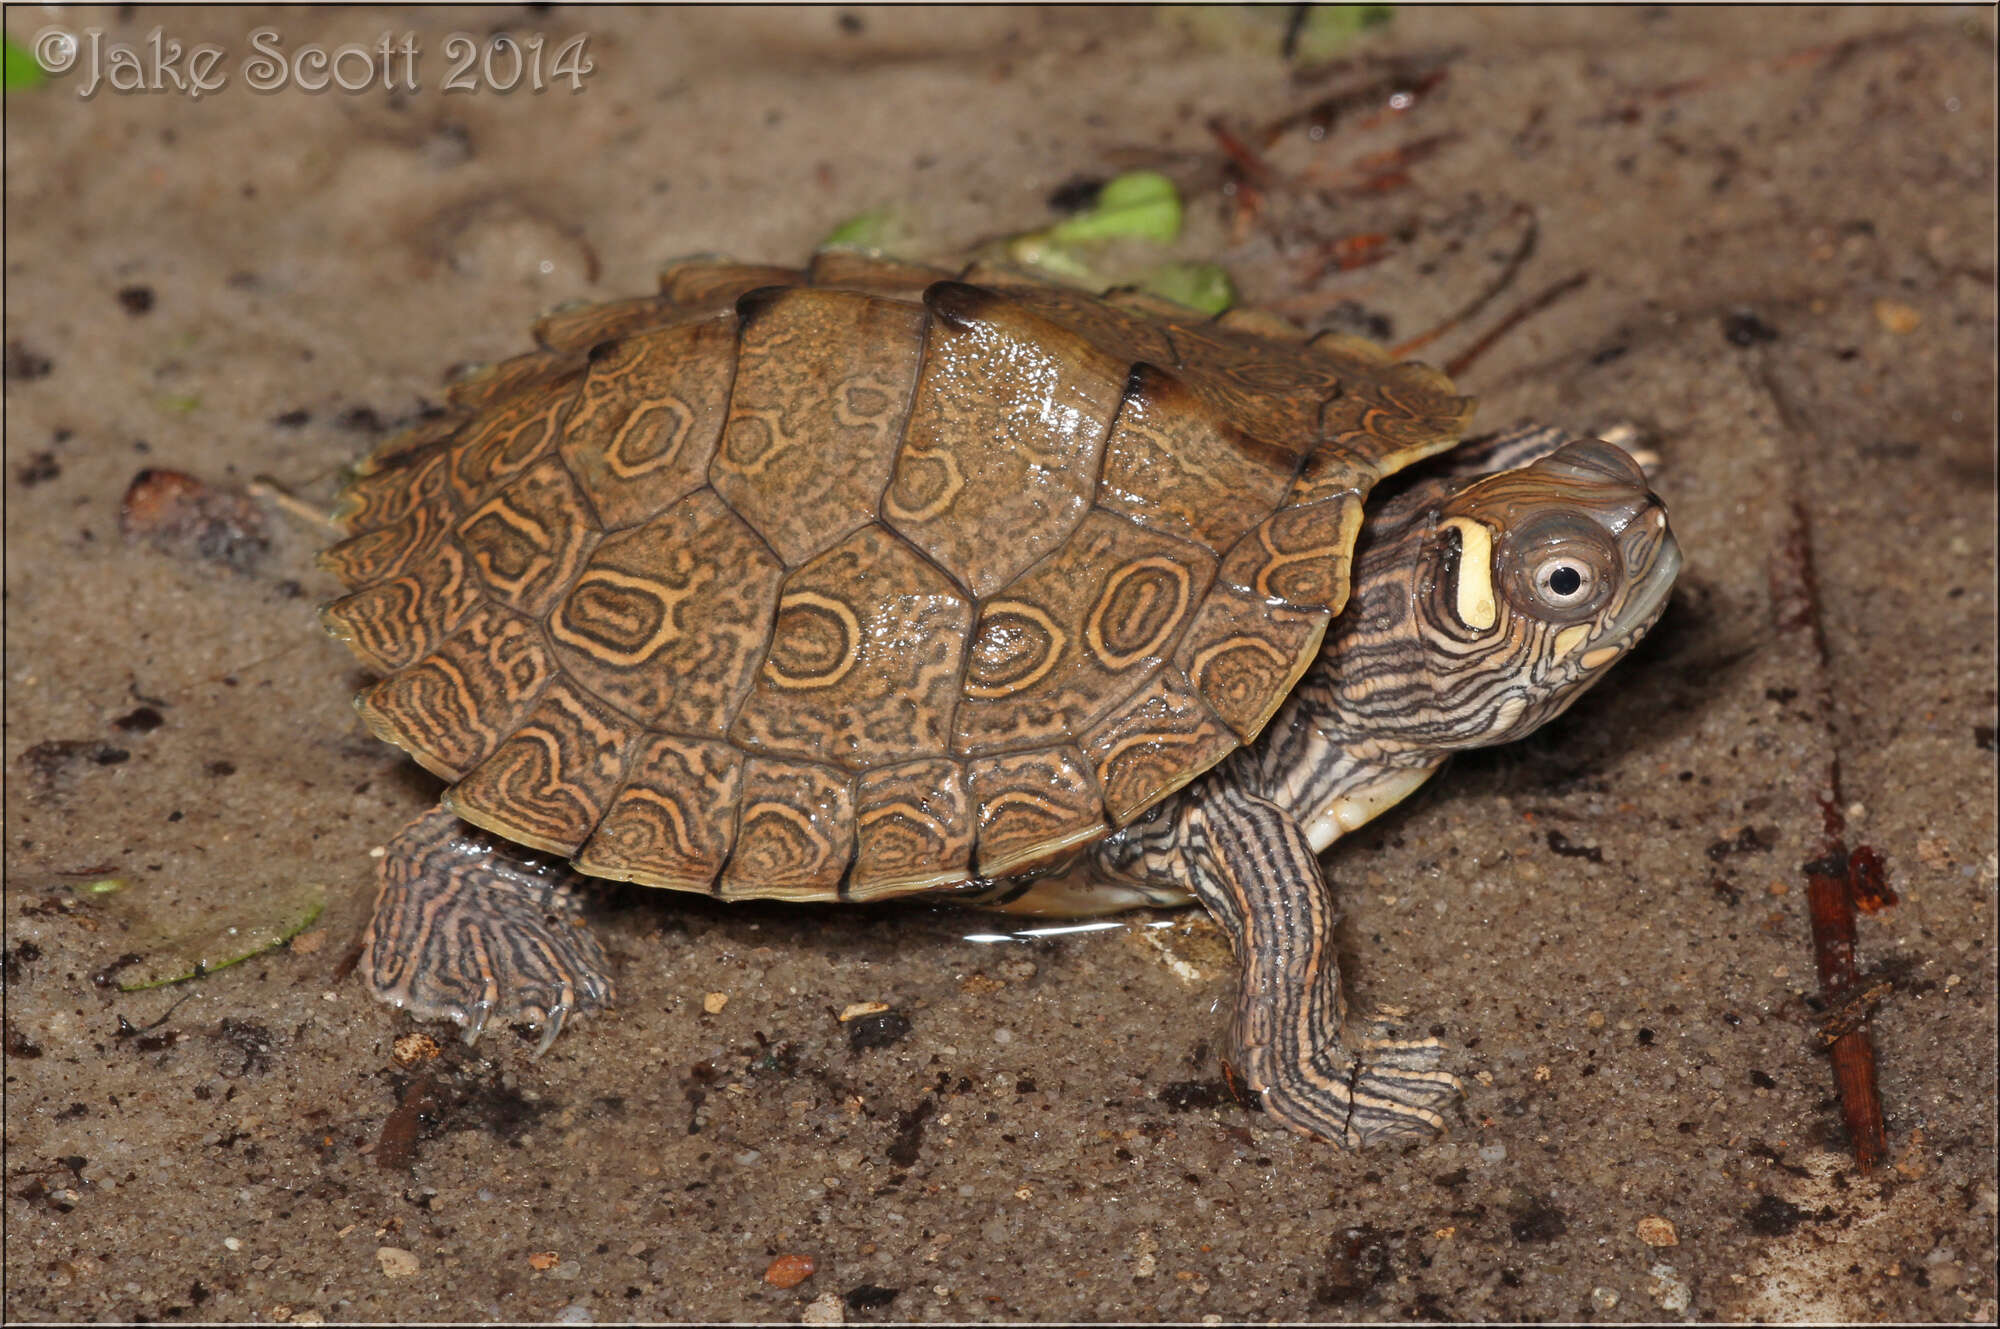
[1333,437,1681,753]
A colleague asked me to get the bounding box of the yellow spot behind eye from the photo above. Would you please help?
[1439,517,1496,630]
[1552,623,1592,659]
[1581,645,1620,670]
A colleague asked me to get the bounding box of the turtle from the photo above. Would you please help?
[318,249,1681,1148]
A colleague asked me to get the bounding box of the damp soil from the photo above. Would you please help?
[4,6,1994,1323]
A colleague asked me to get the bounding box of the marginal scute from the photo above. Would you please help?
[1286,446,1375,508]
[446,371,584,506]
[1215,494,1366,615]
[320,534,480,672]
[1216,306,1308,341]
[657,256,805,309]
[1306,328,1393,365]
[731,524,971,770]
[808,248,954,298]
[547,489,783,734]
[454,454,601,617]
[850,757,973,898]
[1095,362,1303,554]
[967,746,1107,878]
[446,347,587,412]
[558,316,737,530]
[331,448,454,535]
[445,679,635,856]
[711,288,927,565]
[719,758,855,900]
[353,412,463,477]
[1100,287,1200,322]
[1173,584,1331,742]
[1318,356,1474,470]
[883,282,1127,596]
[1080,667,1239,826]
[954,511,1215,756]
[533,294,673,352]
[356,602,556,782]
[576,733,744,891]
[318,498,457,589]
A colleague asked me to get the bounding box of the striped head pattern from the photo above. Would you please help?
[1325,438,1681,754]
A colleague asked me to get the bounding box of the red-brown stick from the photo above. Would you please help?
[1772,498,1888,1172]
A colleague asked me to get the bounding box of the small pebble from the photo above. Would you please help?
[555,1304,593,1324]
[764,1253,816,1288]
[1637,1216,1679,1247]
[223,1237,242,1252]
[1649,1262,1692,1312]
[374,1247,419,1279]
[839,1001,889,1021]
[392,1032,442,1068]
[1591,1287,1620,1311]
[1873,299,1921,334]
[801,1291,845,1324]
[992,1028,1013,1045]
[528,1251,559,1271]
[703,992,729,1014]
[1478,1144,1508,1163]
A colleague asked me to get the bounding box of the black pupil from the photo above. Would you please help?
[1548,565,1583,596]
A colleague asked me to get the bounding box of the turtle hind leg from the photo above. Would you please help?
[1183,784,1461,1148]
[362,807,615,1053]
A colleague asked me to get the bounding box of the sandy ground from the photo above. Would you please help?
[4,5,1995,1323]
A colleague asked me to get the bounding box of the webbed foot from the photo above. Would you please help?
[1336,1008,1463,1147]
[361,808,615,1051]
[1233,1009,1462,1149]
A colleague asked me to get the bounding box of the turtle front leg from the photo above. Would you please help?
[1182,784,1460,1148]
[362,807,615,1054]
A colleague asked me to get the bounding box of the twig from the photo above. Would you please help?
[1441,271,1589,380]
[1206,116,1277,188]
[1206,116,1274,242]
[249,474,342,536]
[1387,203,1538,360]
[1771,497,1889,1173]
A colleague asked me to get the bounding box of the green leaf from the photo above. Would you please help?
[1046,170,1183,245]
[821,209,898,250]
[1002,234,1104,287]
[113,886,325,992]
[1293,5,1396,61]
[4,35,46,91]
[1137,262,1237,316]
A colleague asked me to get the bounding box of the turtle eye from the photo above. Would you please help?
[1533,556,1594,607]
[1499,514,1617,624]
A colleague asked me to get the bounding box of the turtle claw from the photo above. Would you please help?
[462,997,495,1046]
[361,809,616,1052]
[532,1002,570,1058]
